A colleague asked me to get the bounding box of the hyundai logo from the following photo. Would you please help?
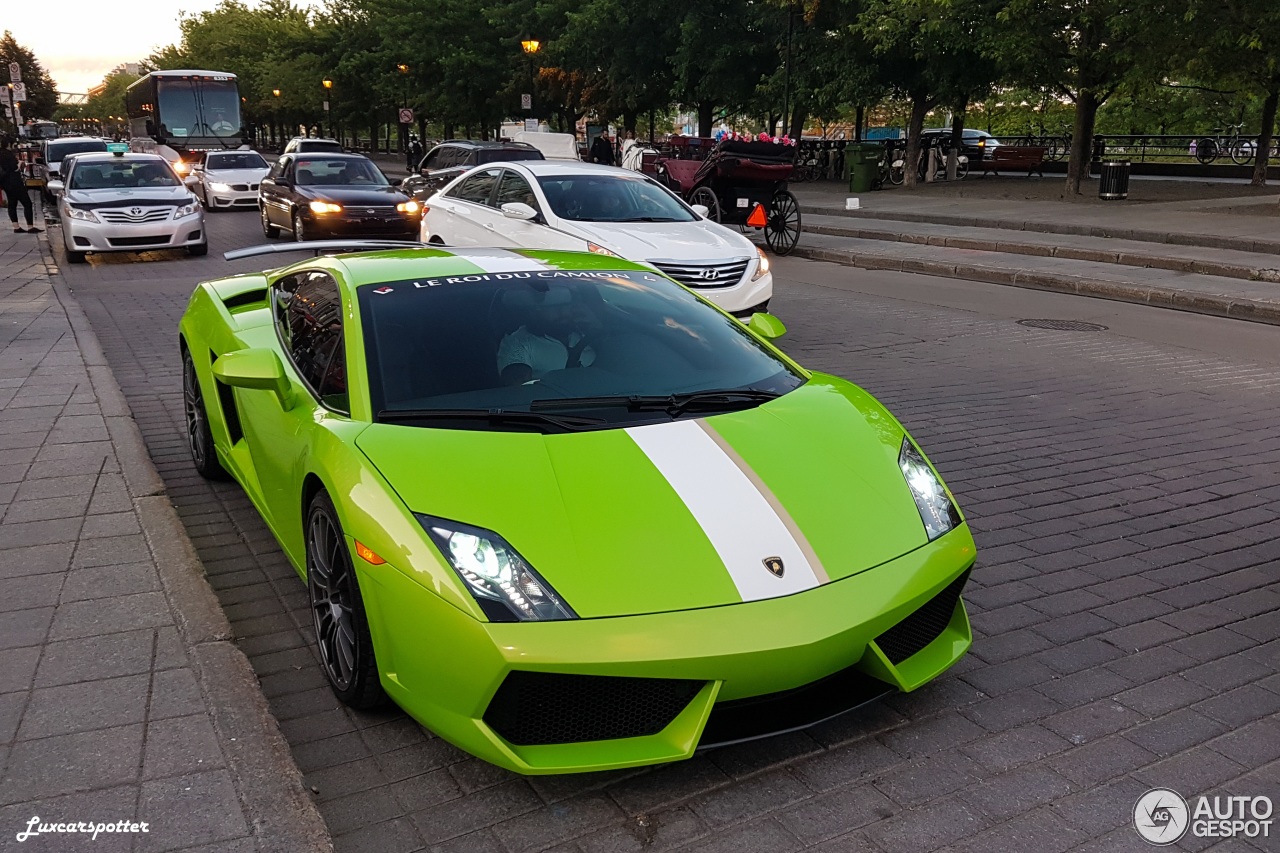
[697,268,721,281]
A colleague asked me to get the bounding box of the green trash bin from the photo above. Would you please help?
[847,142,882,193]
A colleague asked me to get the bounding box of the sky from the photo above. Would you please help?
[5,0,316,96]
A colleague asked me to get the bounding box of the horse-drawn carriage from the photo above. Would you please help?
[652,138,803,255]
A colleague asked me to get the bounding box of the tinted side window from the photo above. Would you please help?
[422,148,441,170]
[438,147,462,169]
[446,168,501,205]
[273,271,348,412]
[268,157,288,180]
[495,170,539,213]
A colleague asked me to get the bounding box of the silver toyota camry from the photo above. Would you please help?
[52,149,207,264]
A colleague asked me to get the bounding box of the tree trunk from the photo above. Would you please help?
[443,123,455,140]
[622,110,637,135]
[903,95,932,187]
[1065,90,1101,194]
[947,100,967,181]
[697,102,714,138]
[788,102,806,140]
[1253,86,1278,188]
[855,105,864,142]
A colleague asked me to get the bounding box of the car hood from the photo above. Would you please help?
[355,377,935,618]
[62,186,193,206]
[298,185,409,205]
[556,219,753,262]
[205,168,269,183]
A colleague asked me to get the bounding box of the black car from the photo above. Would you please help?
[400,140,544,201]
[258,152,421,241]
[283,137,344,154]
[919,129,1002,160]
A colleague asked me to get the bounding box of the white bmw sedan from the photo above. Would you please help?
[192,150,271,212]
[419,162,773,316]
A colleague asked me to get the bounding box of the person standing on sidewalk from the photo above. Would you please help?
[0,139,40,234]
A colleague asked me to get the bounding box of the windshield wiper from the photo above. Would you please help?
[377,407,605,432]
[616,216,682,222]
[530,389,780,417]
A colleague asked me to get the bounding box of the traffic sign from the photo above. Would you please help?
[398,107,414,124]
[7,62,20,83]
[11,82,26,102]
[520,94,532,111]
[523,118,538,132]
[0,88,9,107]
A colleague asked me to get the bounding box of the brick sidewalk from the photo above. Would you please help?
[0,227,329,851]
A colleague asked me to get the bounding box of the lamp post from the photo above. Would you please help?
[322,78,333,141]
[272,88,281,149]
[396,64,410,154]
[520,39,540,130]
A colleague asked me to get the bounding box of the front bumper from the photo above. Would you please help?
[681,270,773,316]
[304,211,420,238]
[357,524,975,774]
[62,213,206,253]
[205,189,259,210]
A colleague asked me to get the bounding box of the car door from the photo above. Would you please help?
[488,168,574,251]
[404,146,443,200]
[428,167,502,246]
[425,146,467,195]
[236,269,350,543]
[260,156,292,226]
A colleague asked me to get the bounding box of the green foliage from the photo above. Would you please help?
[0,31,58,128]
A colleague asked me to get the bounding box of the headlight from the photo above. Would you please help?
[173,200,200,219]
[208,181,232,192]
[65,206,99,223]
[899,438,961,540]
[309,200,342,214]
[172,161,191,175]
[417,515,576,622]
[587,242,619,257]
[751,246,771,281]
[396,200,420,214]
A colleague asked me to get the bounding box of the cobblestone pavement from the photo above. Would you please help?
[0,225,327,851]
[52,210,1280,852]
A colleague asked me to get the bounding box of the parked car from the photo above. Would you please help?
[283,137,344,154]
[180,241,975,775]
[51,149,207,264]
[400,140,544,202]
[192,150,271,212]
[920,129,1002,159]
[258,152,421,240]
[39,137,108,199]
[420,161,772,316]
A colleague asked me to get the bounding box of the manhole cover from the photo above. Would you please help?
[1017,319,1108,331]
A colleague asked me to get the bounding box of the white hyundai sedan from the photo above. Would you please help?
[192,150,271,212]
[419,162,773,316]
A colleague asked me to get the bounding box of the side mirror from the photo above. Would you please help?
[501,202,538,221]
[184,174,200,187]
[46,180,64,194]
[747,312,787,340]
[213,349,293,408]
[691,204,710,218]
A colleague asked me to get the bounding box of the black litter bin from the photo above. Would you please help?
[1099,160,1131,200]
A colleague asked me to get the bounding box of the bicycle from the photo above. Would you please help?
[887,142,968,185]
[1194,123,1255,165]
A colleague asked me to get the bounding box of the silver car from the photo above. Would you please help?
[52,152,207,264]
[192,150,271,211]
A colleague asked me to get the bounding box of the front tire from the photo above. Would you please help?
[261,204,280,238]
[293,210,309,242]
[187,242,208,257]
[306,491,386,709]
[66,249,87,264]
[182,347,230,480]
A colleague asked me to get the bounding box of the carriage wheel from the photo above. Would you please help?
[690,186,721,223]
[764,191,801,255]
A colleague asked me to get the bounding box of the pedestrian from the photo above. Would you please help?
[589,133,614,166]
[0,139,40,234]
[407,137,423,172]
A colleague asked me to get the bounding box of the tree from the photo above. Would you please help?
[997,0,1192,193]
[0,31,58,129]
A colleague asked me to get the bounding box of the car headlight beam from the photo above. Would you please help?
[65,206,99,223]
[899,438,961,540]
[309,200,343,214]
[751,246,771,281]
[417,515,576,622]
[173,200,201,219]
[208,181,232,192]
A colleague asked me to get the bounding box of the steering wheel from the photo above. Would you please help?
[211,120,236,134]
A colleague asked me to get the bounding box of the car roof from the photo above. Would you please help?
[66,152,168,164]
[493,161,640,177]
[283,151,370,160]
[434,139,539,151]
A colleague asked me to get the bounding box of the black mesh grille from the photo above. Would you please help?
[874,569,970,664]
[484,671,704,746]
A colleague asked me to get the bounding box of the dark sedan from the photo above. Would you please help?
[259,152,421,241]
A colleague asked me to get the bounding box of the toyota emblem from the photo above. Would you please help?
[130,207,143,216]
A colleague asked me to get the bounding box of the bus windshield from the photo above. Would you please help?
[156,78,241,139]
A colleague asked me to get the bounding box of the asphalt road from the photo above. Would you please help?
[53,207,1280,853]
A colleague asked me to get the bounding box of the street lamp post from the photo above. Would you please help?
[322,79,333,141]
[396,64,409,155]
[520,39,540,130]
[272,88,281,149]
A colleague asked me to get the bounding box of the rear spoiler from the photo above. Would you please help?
[223,239,425,261]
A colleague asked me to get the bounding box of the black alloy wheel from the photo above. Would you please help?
[306,491,386,709]
[293,210,309,242]
[182,348,229,480]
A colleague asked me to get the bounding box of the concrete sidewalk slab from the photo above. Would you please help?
[0,224,331,851]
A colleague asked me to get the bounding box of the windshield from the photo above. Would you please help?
[295,158,388,186]
[156,78,241,138]
[207,152,268,170]
[537,174,696,223]
[199,80,241,136]
[69,160,181,189]
[359,269,801,429]
[48,140,108,160]
[476,149,543,165]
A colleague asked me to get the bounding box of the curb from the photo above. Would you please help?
[792,244,1280,326]
[803,222,1280,283]
[798,204,1280,256]
[38,232,334,852]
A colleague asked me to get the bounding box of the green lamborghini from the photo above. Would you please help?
[179,242,976,774]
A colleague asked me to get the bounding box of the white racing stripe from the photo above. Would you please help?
[626,419,823,602]
[450,248,550,273]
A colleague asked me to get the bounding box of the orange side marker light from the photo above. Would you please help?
[355,541,386,565]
